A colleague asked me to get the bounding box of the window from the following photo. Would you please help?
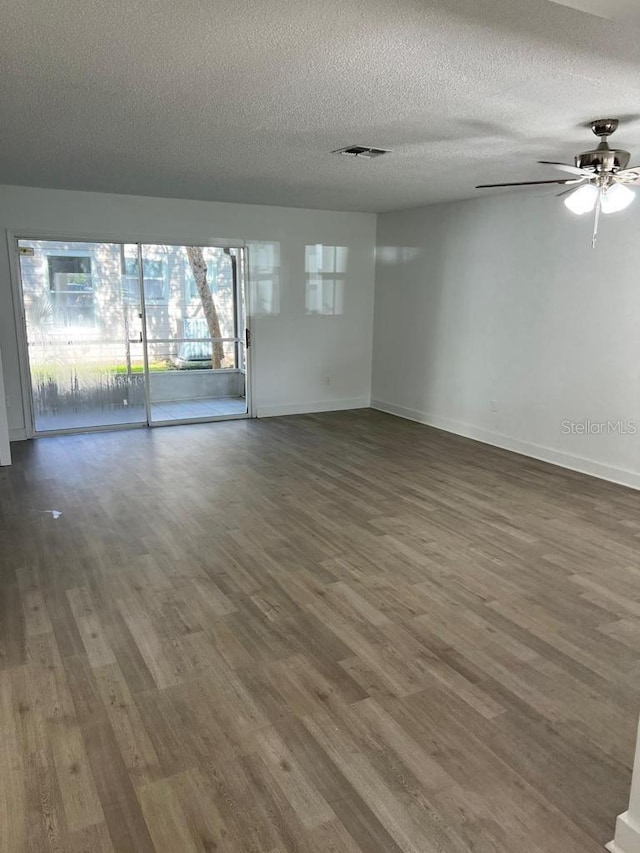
[47,255,95,327]
[305,245,347,315]
[122,257,167,303]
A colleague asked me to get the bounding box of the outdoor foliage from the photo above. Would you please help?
[32,369,145,414]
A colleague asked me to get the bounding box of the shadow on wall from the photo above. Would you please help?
[374,229,451,415]
[394,208,512,421]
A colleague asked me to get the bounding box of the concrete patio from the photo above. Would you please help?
[34,395,247,432]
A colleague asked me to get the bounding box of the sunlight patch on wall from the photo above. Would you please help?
[247,242,281,317]
[305,245,347,316]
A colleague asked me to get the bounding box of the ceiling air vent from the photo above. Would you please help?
[332,145,391,158]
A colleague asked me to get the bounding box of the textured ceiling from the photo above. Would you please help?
[2,0,640,212]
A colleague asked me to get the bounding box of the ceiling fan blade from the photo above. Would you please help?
[614,168,640,184]
[557,179,588,197]
[538,161,592,176]
[476,178,583,189]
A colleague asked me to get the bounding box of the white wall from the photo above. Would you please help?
[0,344,10,464]
[608,717,640,853]
[0,185,376,441]
[373,192,640,489]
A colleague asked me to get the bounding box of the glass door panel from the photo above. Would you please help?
[18,239,147,433]
[140,244,248,423]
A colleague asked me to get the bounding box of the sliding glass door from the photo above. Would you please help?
[18,240,147,432]
[16,238,249,435]
[139,244,248,424]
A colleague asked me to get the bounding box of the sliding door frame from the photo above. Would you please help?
[142,242,252,428]
[7,229,255,438]
[7,230,37,439]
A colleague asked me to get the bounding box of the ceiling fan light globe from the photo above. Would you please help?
[563,184,599,215]
[601,183,636,214]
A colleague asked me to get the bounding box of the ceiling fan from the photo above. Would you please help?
[477,119,640,247]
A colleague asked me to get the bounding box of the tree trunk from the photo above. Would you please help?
[185,247,225,369]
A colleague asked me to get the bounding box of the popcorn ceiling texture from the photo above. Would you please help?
[1,0,640,212]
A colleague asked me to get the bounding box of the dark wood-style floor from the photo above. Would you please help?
[1,409,638,853]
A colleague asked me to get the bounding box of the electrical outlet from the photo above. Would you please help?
[324,375,331,386]
[490,399,498,412]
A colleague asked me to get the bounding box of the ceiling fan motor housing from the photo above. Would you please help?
[575,119,631,173]
[576,145,631,173]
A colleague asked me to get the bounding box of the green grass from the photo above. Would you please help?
[31,360,172,379]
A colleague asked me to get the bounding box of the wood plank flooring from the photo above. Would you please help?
[1,409,639,853]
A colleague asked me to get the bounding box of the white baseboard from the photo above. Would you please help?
[607,812,640,853]
[8,401,372,434]
[257,397,371,418]
[371,399,640,492]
